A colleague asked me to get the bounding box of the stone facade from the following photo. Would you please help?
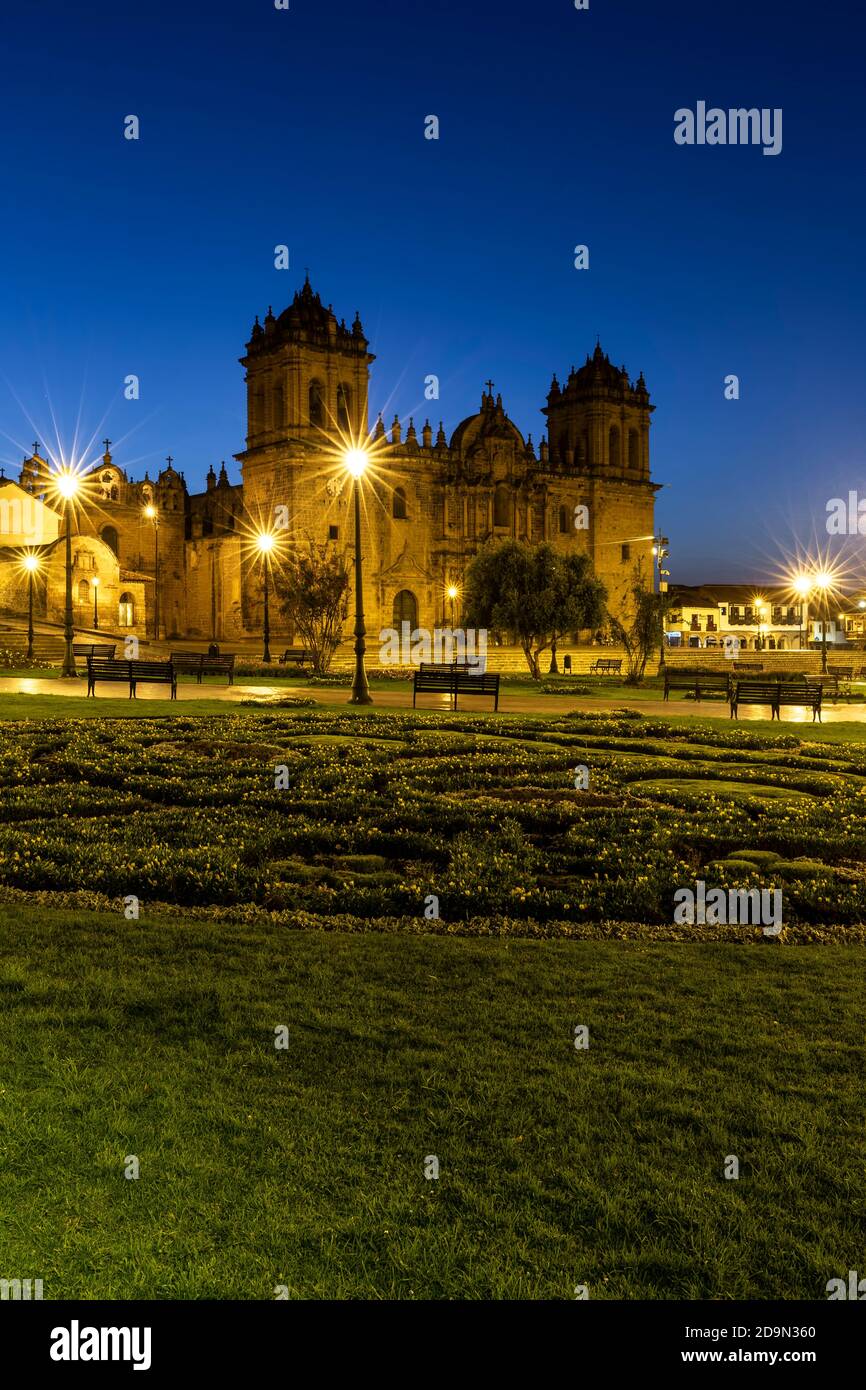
[3,277,657,644]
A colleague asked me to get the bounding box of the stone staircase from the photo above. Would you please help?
[0,610,135,666]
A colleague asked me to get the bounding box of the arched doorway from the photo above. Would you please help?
[100,525,119,556]
[392,590,417,630]
[118,592,134,627]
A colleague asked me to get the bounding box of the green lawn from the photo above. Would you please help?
[1,707,864,1299]
[0,906,861,1299]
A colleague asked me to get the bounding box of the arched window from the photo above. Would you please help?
[393,487,407,520]
[609,426,621,468]
[558,435,570,466]
[101,525,119,556]
[111,485,119,500]
[118,592,134,627]
[309,379,325,428]
[493,484,511,528]
[558,505,569,534]
[337,383,351,431]
[628,429,639,469]
[392,590,418,629]
[77,579,90,603]
[273,384,285,429]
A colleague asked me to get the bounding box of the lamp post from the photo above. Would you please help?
[23,554,40,661]
[144,504,159,640]
[345,447,372,705]
[92,576,100,629]
[447,584,458,630]
[56,470,80,677]
[792,575,810,652]
[255,532,275,663]
[652,535,670,668]
[815,572,831,674]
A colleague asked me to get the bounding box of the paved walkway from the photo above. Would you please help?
[2,676,866,723]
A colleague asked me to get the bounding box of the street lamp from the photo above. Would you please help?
[447,583,458,629]
[345,447,372,705]
[22,553,40,661]
[815,571,832,674]
[755,600,766,652]
[144,503,159,640]
[92,576,100,629]
[254,531,275,663]
[652,535,670,667]
[792,574,811,650]
[55,469,80,677]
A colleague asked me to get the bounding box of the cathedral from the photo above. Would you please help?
[1,277,657,645]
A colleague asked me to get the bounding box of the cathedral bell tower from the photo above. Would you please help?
[542,341,653,479]
[238,275,375,455]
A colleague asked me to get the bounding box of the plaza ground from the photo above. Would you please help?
[2,669,866,727]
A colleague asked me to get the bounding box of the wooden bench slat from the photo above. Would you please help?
[86,658,177,700]
[730,679,822,722]
[413,662,500,711]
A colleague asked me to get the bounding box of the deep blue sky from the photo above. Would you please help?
[1,0,863,583]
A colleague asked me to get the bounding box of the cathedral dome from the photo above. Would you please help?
[569,342,631,392]
[450,386,526,452]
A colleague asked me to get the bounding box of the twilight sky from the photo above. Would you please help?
[1,0,864,583]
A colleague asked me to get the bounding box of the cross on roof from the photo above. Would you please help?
[32,441,40,457]
[103,438,112,454]
[165,455,174,468]
[485,379,495,396]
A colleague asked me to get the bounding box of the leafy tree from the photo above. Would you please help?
[464,540,606,679]
[606,561,662,684]
[274,541,349,674]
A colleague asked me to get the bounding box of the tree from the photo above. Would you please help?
[274,541,349,674]
[606,561,662,684]
[464,540,606,679]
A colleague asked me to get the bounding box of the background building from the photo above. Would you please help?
[1,279,658,645]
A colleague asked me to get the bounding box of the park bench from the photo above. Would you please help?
[413,662,500,711]
[588,658,622,676]
[730,679,822,722]
[172,651,236,685]
[278,647,311,667]
[822,666,854,700]
[86,657,177,700]
[663,670,730,702]
[73,642,116,659]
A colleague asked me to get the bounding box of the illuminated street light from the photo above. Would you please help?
[254,530,276,663]
[446,583,459,629]
[21,552,41,661]
[814,572,832,674]
[345,447,372,705]
[144,502,160,640]
[55,468,81,677]
[92,575,100,630]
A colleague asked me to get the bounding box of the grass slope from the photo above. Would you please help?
[0,907,862,1299]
